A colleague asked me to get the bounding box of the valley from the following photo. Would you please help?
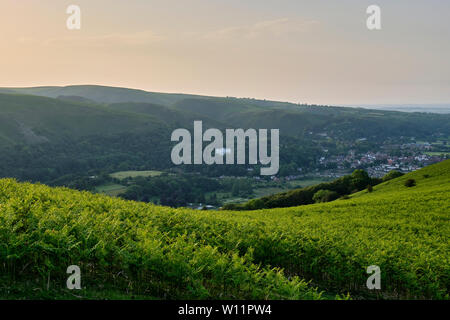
[0,86,448,209]
[0,85,448,300]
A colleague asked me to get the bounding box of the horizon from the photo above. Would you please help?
[1,0,450,105]
[2,84,450,110]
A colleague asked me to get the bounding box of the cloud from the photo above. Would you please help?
[203,18,319,40]
[14,18,318,50]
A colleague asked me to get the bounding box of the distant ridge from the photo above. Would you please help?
[347,104,450,114]
[3,85,449,114]
[0,85,202,106]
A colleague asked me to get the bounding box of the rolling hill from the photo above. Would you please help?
[0,92,169,146]
[0,92,177,182]
[0,160,448,299]
[0,85,200,106]
[2,85,449,139]
[0,85,449,185]
[1,85,449,142]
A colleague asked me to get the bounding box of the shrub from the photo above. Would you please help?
[245,198,266,210]
[313,189,339,203]
[404,179,416,187]
[367,185,373,193]
[370,177,383,185]
[221,203,242,211]
[350,170,372,190]
[383,170,404,182]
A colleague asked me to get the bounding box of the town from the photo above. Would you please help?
[314,140,449,178]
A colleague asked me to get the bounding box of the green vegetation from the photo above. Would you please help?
[112,173,329,208]
[287,178,331,188]
[382,170,404,182]
[95,183,128,197]
[1,86,449,186]
[404,179,417,187]
[110,170,163,179]
[118,173,222,206]
[312,189,339,203]
[222,170,375,210]
[0,160,449,299]
[425,152,450,156]
[0,180,322,300]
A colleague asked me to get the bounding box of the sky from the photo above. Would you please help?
[1,0,450,105]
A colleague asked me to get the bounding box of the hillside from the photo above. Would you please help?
[0,93,179,183]
[172,97,450,139]
[0,160,448,299]
[0,86,449,187]
[2,86,450,140]
[0,93,169,145]
[0,85,200,106]
[0,85,303,111]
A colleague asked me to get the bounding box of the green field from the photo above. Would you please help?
[110,170,163,179]
[0,161,449,299]
[95,183,127,197]
[253,187,287,198]
[287,178,332,188]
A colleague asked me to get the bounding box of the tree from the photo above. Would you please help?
[350,169,371,191]
[313,189,339,203]
[231,181,240,196]
[382,170,404,182]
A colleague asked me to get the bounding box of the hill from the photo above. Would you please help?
[2,85,449,140]
[0,86,449,186]
[0,85,303,110]
[0,93,176,182]
[0,160,448,299]
[0,93,169,145]
[0,85,200,106]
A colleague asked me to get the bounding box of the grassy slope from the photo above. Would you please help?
[140,161,449,299]
[0,93,169,146]
[0,161,448,299]
[0,183,323,300]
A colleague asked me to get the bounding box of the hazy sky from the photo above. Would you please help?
[1,0,450,105]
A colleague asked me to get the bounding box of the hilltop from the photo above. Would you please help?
[0,160,448,299]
